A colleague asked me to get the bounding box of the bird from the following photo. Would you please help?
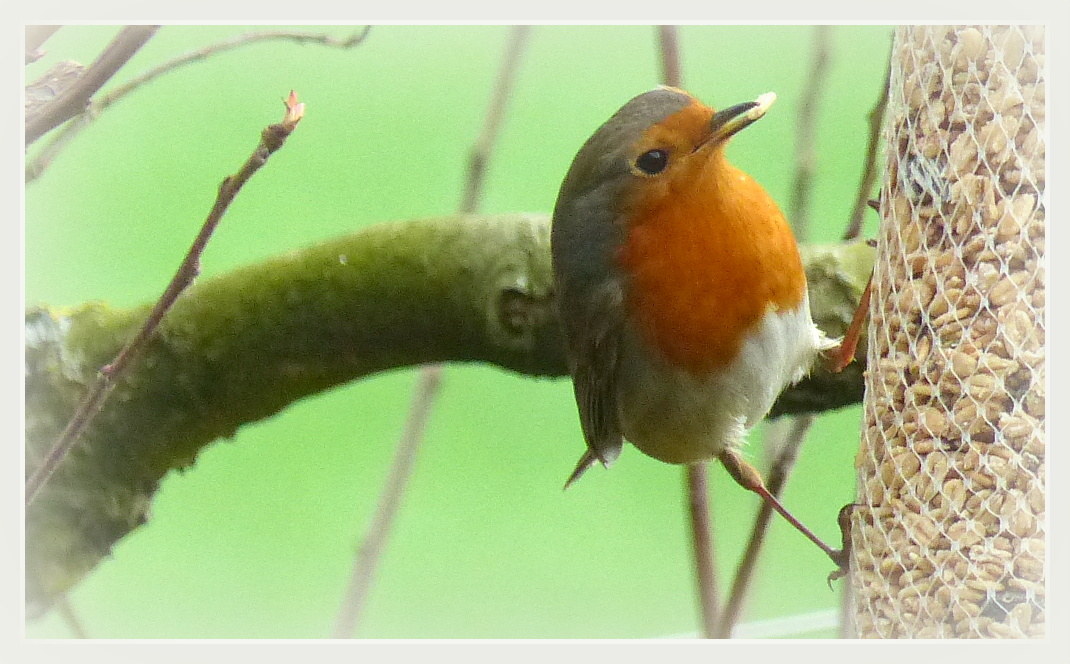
[550,86,848,565]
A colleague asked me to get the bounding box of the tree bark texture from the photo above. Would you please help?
[25,213,873,613]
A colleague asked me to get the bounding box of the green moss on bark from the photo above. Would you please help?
[24,213,872,613]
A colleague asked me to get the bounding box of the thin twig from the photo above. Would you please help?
[657,25,681,88]
[330,26,530,639]
[55,594,89,639]
[461,26,532,214]
[687,463,720,637]
[27,27,371,183]
[787,25,831,239]
[25,25,159,145]
[716,415,816,637]
[330,367,443,637]
[842,55,891,241]
[25,92,306,507]
[657,22,722,639]
[25,25,61,63]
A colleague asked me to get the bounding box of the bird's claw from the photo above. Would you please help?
[825,503,859,589]
[826,550,850,589]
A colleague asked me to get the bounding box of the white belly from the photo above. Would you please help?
[615,293,831,464]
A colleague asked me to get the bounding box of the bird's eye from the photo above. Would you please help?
[634,149,669,175]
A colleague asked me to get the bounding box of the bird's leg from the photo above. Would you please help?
[718,449,848,571]
[822,271,873,374]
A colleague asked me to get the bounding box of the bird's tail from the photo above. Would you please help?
[563,449,600,490]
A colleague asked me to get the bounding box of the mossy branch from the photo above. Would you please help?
[24,213,872,613]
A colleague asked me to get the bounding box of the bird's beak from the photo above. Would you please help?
[704,91,777,146]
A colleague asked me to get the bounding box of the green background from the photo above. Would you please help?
[24,24,893,639]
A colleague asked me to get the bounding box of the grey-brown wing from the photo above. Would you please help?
[559,281,625,487]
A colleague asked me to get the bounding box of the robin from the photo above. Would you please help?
[551,86,852,566]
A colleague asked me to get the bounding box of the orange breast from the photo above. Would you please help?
[617,155,806,376]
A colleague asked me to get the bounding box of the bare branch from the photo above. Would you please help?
[843,54,891,241]
[461,26,532,215]
[26,25,61,63]
[331,366,443,637]
[25,25,159,145]
[25,61,85,124]
[657,25,682,89]
[687,463,721,637]
[25,91,306,507]
[332,26,530,638]
[787,25,832,239]
[55,595,89,639]
[26,27,370,182]
[105,26,371,106]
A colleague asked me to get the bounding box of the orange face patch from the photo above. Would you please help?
[629,101,716,167]
[616,103,806,376]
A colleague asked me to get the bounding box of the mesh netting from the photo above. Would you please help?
[851,25,1046,638]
